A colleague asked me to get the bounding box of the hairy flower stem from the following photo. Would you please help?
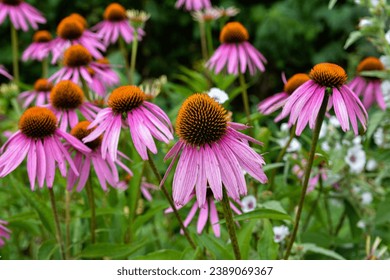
[65,191,71,259]
[147,151,196,250]
[11,25,20,84]
[42,58,49,78]
[238,72,253,137]
[48,188,66,260]
[199,21,208,60]
[205,22,214,57]
[129,30,139,85]
[269,125,296,191]
[119,38,131,84]
[221,187,241,260]
[85,178,96,244]
[283,91,330,260]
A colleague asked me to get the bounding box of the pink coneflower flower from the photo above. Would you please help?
[191,8,221,22]
[87,58,120,98]
[0,219,11,247]
[50,44,111,85]
[206,22,267,76]
[19,78,53,108]
[116,175,158,201]
[281,63,368,136]
[175,0,211,11]
[0,65,12,80]
[0,107,91,190]
[47,80,100,131]
[83,85,173,161]
[22,30,52,62]
[163,94,267,207]
[67,121,132,191]
[51,16,105,63]
[292,158,329,193]
[92,3,135,46]
[349,57,386,110]
[0,0,46,31]
[258,73,310,122]
[166,191,242,238]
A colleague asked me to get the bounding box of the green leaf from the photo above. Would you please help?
[301,243,345,260]
[328,0,338,9]
[258,220,279,260]
[344,31,362,49]
[360,70,390,80]
[79,207,121,218]
[375,194,390,225]
[221,208,292,224]
[134,249,182,260]
[81,242,146,259]
[238,221,256,260]
[37,240,58,260]
[366,110,386,141]
[263,163,285,172]
[133,203,166,230]
[197,234,234,260]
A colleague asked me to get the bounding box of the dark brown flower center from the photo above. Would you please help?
[309,63,348,88]
[176,94,227,147]
[33,30,52,43]
[104,3,127,22]
[63,44,92,67]
[108,86,146,114]
[50,80,84,110]
[33,78,53,92]
[57,17,84,40]
[284,73,310,95]
[71,121,102,150]
[220,22,249,44]
[357,57,384,72]
[19,107,57,138]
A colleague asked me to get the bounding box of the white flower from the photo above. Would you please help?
[329,116,341,128]
[241,195,256,213]
[374,128,384,146]
[278,138,301,152]
[345,145,366,174]
[280,123,289,133]
[359,18,373,28]
[319,122,327,138]
[381,80,390,106]
[321,141,331,152]
[380,55,390,69]
[208,87,228,104]
[361,192,373,205]
[353,136,362,146]
[352,185,361,194]
[357,220,366,229]
[273,225,289,243]
[366,159,378,171]
[386,30,390,45]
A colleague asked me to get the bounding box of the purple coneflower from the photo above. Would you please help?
[22,30,52,62]
[19,78,53,108]
[175,0,211,11]
[164,94,267,207]
[0,107,91,190]
[117,175,157,201]
[0,0,46,31]
[0,219,11,247]
[51,16,105,63]
[47,80,100,131]
[83,85,173,161]
[258,73,310,122]
[349,57,386,111]
[0,65,12,80]
[87,58,120,98]
[67,121,132,191]
[281,63,368,136]
[206,22,266,76]
[50,44,112,85]
[166,191,242,238]
[92,3,135,46]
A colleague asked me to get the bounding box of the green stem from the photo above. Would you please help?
[198,21,208,60]
[119,37,131,84]
[65,190,71,259]
[334,207,347,236]
[11,24,20,84]
[269,125,296,191]
[147,151,196,250]
[81,77,92,101]
[205,22,214,57]
[283,90,330,260]
[322,177,333,235]
[129,30,139,85]
[221,187,241,260]
[85,177,96,244]
[42,58,49,78]
[238,71,253,137]
[302,183,323,232]
[48,188,66,260]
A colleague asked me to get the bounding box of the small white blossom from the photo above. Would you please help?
[278,138,301,152]
[353,136,362,146]
[319,122,327,138]
[357,220,366,229]
[208,88,229,104]
[386,30,390,45]
[366,159,378,171]
[374,128,384,146]
[321,141,331,152]
[273,225,289,243]
[345,145,366,174]
[359,18,373,28]
[280,123,289,133]
[361,192,373,205]
[380,55,390,69]
[241,195,256,213]
[329,116,341,128]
